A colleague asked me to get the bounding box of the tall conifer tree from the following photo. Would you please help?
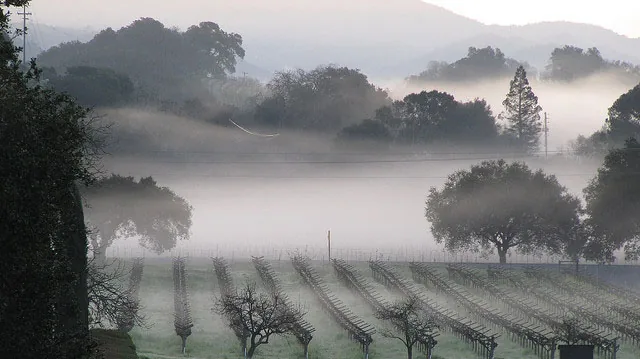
[500,66,543,153]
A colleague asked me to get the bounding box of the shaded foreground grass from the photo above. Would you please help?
[127,258,640,359]
[92,328,138,359]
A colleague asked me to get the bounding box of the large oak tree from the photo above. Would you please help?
[426,160,581,264]
[82,174,192,264]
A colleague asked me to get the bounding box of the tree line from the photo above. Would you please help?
[407,45,640,84]
[24,18,640,158]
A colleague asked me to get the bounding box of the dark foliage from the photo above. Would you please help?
[335,119,392,149]
[543,45,640,83]
[371,90,500,147]
[255,65,390,131]
[1,1,101,357]
[606,83,640,143]
[569,83,640,157]
[37,18,244,102]
[41,65,135,107]
[407,46,532,83]
[499,66,543,153]
[584,138,640,262]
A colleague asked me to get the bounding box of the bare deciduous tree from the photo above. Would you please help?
[116,257,144,332]
[215,281,305,359]
[555,316,587,345]
[375,296,439,359]
[87,258,147,330]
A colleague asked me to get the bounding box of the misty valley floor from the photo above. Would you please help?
[127,258,640,359]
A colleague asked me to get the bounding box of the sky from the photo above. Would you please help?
[17,0,640,38]
[424,0,640,37]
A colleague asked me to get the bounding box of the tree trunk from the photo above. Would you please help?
[181,336,187,354]
[247,344,257,359]
[497,247,507,264]
[247,335,258,358]
[59,184,89,332]
[406,344,413,359]
[71,183,89,330]
[53,183,90,356]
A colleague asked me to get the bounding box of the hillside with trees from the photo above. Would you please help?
[406,46,532,83]
[37,18,245,103]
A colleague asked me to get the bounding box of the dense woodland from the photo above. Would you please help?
[2,4,640,359]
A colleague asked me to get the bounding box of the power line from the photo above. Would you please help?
[113,146,640,158]
[17,4,31,64]
[133,149,568,156]
[107,151,604,165]
[109,172,607,180]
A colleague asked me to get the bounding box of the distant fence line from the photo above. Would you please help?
[104,244,640,266]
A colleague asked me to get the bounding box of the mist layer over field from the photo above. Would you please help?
[98,102,604,256]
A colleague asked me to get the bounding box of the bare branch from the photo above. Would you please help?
[214,280,305,358]
[87,257,148,331]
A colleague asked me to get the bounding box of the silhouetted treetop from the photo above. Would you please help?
[543,45,640,82]
[407,46,531,83]
[584,138,640,262]
[569,82,640,156]
[370,90,500,146]
[36,18,245,101]
[606,83,640,142]
[255,65,390,131]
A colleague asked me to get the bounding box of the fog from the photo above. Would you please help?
[99,103,603,257]
[384,72,633,150]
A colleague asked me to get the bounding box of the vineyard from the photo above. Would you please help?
[124,257,640,359]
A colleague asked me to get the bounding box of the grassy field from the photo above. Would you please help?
[126,258,640,359]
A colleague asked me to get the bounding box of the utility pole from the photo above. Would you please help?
[327,230,331,261]
[18,5,32,64]
[543,112,549,159]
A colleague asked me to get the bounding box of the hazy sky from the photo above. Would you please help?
[425,0,640,37]
[19,0,640,38]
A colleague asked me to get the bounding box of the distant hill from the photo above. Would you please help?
[10,21,96,60]
[18,0,640,80]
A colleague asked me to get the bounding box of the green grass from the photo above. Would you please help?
[124,258,640,359]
